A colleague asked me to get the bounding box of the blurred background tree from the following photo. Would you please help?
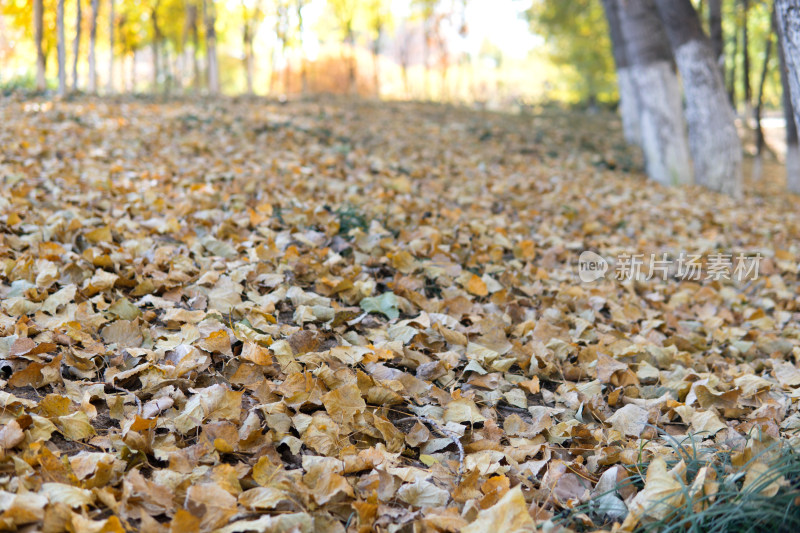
[0,0,785,116]
[525,0,616,106]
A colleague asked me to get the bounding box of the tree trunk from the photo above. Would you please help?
[753,25,773,181]
[108,0,115,93]
[775,0,800,189]
[243,27,254,95]
[187,3,200,90]
[617,0,692,186]
[163,45,172,94]
[373,41,380,97]
[423,30,430,99]
[728,13,739,106]
[401,63,409,98]
[708,0,724,73]
[57,0,66,96]
[151,3,161,90]
[131,49,137,92]
[755,15,774,159]
[283,38,290,94]
[298,1,307,94]
[34,0,46,91]
[654,0,743,197]
[742,0,752,118]
[88,0,99,92]
[601,0,640,146]
[72,0,82,91]
[347,26,356,95]
[204,0,220,93]
[269,44,277,95]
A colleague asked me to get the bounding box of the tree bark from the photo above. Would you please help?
[34,0,46,91]
[776,0,800,189]
[108,0,115,93]
[204,0,220,93]
[617,0,692,186]
[57,0,66,96]
[654,0,743,197]
[601,0,640,146]
[708,0,724,73]
[88,0,99,92]
[742,0,752,116]
[72,0,82,91]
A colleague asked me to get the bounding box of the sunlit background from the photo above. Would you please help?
[0,0,783,110]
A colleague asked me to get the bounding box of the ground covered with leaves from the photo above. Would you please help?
[1,95,799,532]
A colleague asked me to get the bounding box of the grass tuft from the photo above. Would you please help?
[551,433,800,532]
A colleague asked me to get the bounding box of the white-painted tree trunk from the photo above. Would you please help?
[629,60,693,186]
[788,142,800,192]
[616,67,641,146]
[776,1,800,136]
[674,40,743,197]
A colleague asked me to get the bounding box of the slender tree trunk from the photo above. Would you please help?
[108,0,115,93]
[57,0,66,96]
[188,4,200,90]
[180,5,189,89]
[243,27,254,95]
[755,19,774,159]
[283,39,290,93]
[270,43,277,95]
[709,0,724,74]
[152,3,161,91]
[617,0,692,186]
[775,0,800,189]
[402,62,409,98]
[204,0,220,93]
[72,0,82,91]
[742,0,752,118]
[131,49,137,92]
[440,37,449,101]
[654,0,743,197]
[248,38,256,94]
[602,0,641,146]
[729,14,739,106]
[34,0,46,91]
[373,41,380,97]
[298,2,308,94]
[753,19,774,181]
[88,0,99,92]
[423,30,430,99]
[163,46,172,94]
[347,26,356,95]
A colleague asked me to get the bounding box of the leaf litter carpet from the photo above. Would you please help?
[0,96,799,532]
